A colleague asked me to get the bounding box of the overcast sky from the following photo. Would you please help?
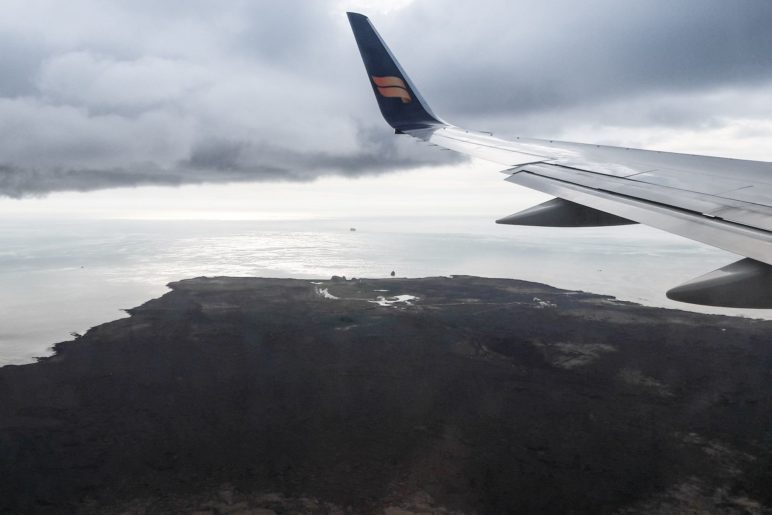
[1,0,771,213]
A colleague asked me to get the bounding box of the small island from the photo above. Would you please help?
[1,276,771,514]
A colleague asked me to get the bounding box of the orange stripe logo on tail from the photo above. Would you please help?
[372,76,412,103]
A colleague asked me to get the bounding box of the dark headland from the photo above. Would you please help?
[2,276,772,514]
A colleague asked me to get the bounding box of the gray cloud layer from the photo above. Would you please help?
[1,0,771,197]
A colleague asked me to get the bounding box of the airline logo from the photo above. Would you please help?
[371,76,412,103]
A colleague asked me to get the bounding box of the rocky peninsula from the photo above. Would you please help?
[1,276,772,514]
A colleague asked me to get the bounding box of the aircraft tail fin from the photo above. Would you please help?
[347,12,444,131]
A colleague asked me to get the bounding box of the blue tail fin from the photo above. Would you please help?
[347,12,444,131]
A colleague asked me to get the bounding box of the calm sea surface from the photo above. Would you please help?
[0,217,767,365]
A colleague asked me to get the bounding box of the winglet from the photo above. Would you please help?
[347,12,445,131]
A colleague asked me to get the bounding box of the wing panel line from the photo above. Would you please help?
[508,170,772,266]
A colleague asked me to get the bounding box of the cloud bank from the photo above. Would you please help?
[1,0,771,197]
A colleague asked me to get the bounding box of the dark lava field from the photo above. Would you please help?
[1,276,772,514]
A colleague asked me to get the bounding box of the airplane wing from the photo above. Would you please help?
[347,12,772,309]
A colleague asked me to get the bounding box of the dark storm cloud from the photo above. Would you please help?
[0,126,451,198]
[0,0,771,197]
[391,0,772,109]
[183,126,449,180]
[394,0,772,118]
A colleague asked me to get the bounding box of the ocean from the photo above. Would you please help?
[0,216,767,366]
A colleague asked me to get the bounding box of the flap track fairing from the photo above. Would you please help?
[667,258,772,308]
[496,198,636,227]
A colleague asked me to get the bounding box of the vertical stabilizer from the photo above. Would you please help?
[347,12,444,131]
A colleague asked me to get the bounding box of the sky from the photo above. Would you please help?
[0,0,771,216]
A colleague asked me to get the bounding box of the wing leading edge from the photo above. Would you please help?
[347,12,772,308]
